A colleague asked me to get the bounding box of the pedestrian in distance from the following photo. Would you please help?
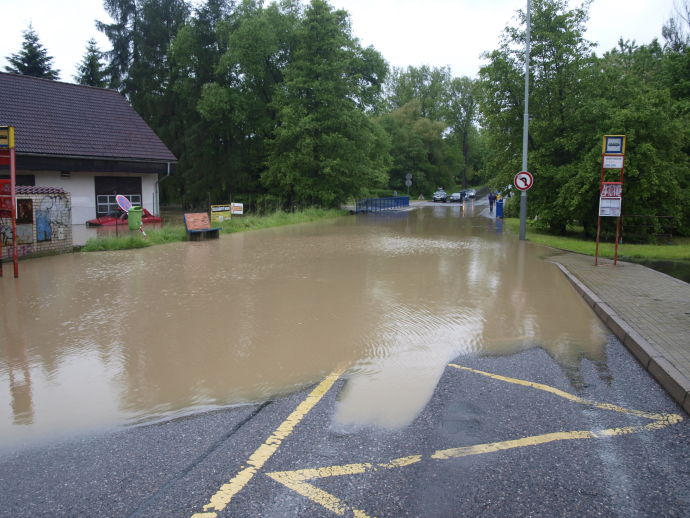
[488,192,495,212]
[393,190,397,197]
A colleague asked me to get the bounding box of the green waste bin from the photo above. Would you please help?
[127,207,143,231]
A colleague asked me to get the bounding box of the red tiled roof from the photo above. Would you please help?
[16,185,68,195]
[0,72,177,162]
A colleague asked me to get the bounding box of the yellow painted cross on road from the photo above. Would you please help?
[193,364,683,518]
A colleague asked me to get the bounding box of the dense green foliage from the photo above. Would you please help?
[4,23,60,79]
[480,0,690,235]
[82,0,690,225]
[90,0,484,203]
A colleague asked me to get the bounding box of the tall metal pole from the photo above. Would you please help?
[519,0,530,241]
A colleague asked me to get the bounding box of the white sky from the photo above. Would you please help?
[0,0,677,82]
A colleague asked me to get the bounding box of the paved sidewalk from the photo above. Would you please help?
[552,252,690,413]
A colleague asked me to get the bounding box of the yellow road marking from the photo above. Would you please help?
[266,364,683,517]
[191,367,345,518]
[267,456,421,517]
[447,363,667,420]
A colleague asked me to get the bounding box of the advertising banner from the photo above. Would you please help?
[211,205,232,223]
[231,203,244,215]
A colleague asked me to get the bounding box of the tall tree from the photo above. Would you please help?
[74,38,108,87]
[262,0,391,206]
[386,65,451,120]
[4,23,60,79]
[445,77,477,189]
[97,0,138,90]
[376,100,454,196]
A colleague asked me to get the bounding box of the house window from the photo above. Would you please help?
[97,194,141,214]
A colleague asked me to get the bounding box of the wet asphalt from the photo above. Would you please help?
[1,334,688,517]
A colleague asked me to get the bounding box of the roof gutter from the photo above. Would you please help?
[15,152,177,164]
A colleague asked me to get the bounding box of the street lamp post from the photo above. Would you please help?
[519,0,530,241]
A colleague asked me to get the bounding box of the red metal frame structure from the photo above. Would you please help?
[595,136,626,267]
[0,126,18,278]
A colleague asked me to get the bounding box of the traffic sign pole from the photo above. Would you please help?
[520,0,531,242]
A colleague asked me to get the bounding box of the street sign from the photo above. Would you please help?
[603,155,624,169]
[514,171,533,191]
[0,127,14,149]
[116,194,133,212]
[405,180,412,187]
[603,135,626,155]
[405,173,412,180]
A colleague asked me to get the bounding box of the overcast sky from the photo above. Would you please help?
[0,0,678,83]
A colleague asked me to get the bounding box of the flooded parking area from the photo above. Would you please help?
[0,206,608,448]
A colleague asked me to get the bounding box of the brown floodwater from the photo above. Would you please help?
[0,206,608,448]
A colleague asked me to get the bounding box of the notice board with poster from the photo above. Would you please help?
[211,205,231,224]
[231,203,244,215]
[0,180,11,218]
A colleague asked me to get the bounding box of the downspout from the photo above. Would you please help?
[154,163,171,217]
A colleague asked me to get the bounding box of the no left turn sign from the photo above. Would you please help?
[514,171,533,191]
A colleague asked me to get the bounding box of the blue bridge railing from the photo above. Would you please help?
[355,196,409,214]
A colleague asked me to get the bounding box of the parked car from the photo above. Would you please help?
[466,189,476,199]
[86,208,162,226]
[449,192,464,202]
[433,190,448,202]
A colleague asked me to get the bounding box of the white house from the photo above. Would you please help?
[0,72,177,225]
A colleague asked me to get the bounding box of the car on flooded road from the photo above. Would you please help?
[466,189,476,199]
[433,190,448,202]
[86,208,162,226]
[449,192,464,202]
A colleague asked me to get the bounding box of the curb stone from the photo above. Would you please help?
[553,261,690,415]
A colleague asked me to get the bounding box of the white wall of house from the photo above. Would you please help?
[23,170,158,224]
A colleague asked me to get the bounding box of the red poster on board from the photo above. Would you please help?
[0,179,11,218]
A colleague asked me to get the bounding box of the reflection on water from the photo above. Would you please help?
[0,206,607,447]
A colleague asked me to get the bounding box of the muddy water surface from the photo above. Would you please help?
[0,206,608,447]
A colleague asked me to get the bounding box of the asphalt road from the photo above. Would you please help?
[1,334,688,517]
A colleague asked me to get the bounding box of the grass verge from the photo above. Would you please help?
[81,208,348,252]
[504,218,690,261]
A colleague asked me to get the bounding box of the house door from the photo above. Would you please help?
[94,176,142,216]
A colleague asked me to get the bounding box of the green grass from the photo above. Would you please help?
[504,218,690,261]
[81,208,348,252]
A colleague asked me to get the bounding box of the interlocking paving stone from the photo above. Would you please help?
[552,252,690,382]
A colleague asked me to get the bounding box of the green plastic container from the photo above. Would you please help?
[127,206,143,230]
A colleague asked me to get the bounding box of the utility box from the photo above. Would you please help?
[127,207,143,230]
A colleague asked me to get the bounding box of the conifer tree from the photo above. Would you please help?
[4,23,60,79]
[74,39,107,87]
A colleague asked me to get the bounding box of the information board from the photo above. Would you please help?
[211,205,231,223]
[599,197,621,217]
[231,203,244,215]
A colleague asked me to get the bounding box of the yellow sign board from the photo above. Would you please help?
[211,205,231,224]
[0,126,14,148]
[602,135,625,155]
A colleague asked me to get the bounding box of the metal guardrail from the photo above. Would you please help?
[621,215,674,245]
[355,196,409,214]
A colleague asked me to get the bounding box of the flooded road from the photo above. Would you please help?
[0,206,608,448]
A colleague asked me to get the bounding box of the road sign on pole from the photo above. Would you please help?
[514,171,533,191]
[519,0,531,241]
[405,178,412,196]
[595,135,626,267]
[405,173,412,180]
